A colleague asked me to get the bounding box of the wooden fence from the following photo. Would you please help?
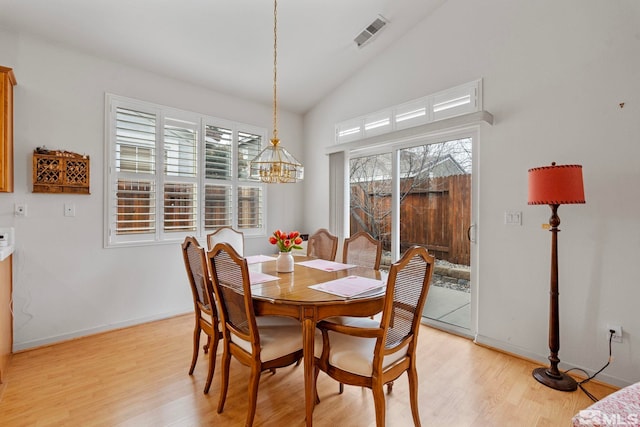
[350,174,471,266]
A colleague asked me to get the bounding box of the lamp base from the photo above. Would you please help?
[532,367,578,392]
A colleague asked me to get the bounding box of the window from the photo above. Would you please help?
[335,79,482,144]
[105,94,266,247]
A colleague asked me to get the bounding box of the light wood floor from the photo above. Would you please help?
[0,314,616,426]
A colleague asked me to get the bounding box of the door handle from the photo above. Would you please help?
[467,224,476,243]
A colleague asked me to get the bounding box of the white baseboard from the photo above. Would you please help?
[474,334,631,389]
[13,308,192,352]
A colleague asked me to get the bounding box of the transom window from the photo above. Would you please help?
[105,94,266,247]
[335,79,482,144]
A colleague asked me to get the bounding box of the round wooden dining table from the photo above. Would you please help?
[249,255,384,427]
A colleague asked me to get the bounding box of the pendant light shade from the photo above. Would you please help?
[250,0,304,183]
[250,138,304,183]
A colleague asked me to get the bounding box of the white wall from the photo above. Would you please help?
[0,31,305,350]
[303,0,640,387]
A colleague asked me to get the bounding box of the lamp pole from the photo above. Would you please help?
[532,204,578,391]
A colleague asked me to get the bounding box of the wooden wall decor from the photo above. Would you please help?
[33,147,90,194]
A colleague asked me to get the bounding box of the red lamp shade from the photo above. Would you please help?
[528,162,585,205]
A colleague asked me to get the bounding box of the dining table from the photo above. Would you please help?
[248,254,385,427]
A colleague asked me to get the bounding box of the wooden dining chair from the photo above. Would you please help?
[206,226,245,255]
[314,245,435,427]
[307,228,338,261]
[181,236,221,394]
[207,243,304,427]
[343,231,382,270]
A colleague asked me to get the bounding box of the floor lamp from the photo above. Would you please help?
[528,162,585,392]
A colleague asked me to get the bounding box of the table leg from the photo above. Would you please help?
[303,316,315,426]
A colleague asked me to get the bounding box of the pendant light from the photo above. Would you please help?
[250,0,304,183]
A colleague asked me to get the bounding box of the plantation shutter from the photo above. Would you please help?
[236,130,263,230]
[163,118,198,233]
[205,125,232,180]
[115,107,157,236]
[203,124,233,230]
[106,94,267,247]
[238,185,263,229]
[203,184,233,229]
[237,130,262,181]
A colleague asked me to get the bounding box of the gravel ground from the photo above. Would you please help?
[432,273,470,293]
[380,256,470,293]
[433,259,470,292]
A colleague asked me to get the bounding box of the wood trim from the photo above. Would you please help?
[0,254,12,385]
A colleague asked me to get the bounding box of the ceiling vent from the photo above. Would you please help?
[354,15,388,48]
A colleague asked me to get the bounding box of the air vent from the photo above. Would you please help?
[354,15,388,48]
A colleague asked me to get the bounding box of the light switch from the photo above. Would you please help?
[504,210,522,225]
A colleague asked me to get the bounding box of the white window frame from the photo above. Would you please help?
[104,94,267,248]
[335,79,482,145]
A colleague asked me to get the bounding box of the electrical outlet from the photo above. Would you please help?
[64,203,76,217]
[15,203,27,216]
[608,324,623,343]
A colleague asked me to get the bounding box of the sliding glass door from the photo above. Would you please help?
[398,138,471,330]
[348,133,475,333]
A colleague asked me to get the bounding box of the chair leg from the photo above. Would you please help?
[313,364,320,404]
[339,383,344,394]
[203,334,218,394]
[189,325,201,375]
[372,381,386,427]
[217,349,231,414]
[204,334,211,354]
[386,381,394,394]
[245,366,261,427]
[407,366,421,427]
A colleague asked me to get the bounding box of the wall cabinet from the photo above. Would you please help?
[33,151,91,194]
[0,66,16,193]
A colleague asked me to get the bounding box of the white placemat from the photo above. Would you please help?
[309,275,384,298]
[249,271,280,285]
[246,254,277,265]
[297,259,356,272]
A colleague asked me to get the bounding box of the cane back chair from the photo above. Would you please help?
[207,243,303,426]
[314,245,435,427]
[307,228,338,261]
[181,236,221,394]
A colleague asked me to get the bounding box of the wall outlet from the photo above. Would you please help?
[608,324,623,343]
[64,203,76,217]
[15,203,27,216]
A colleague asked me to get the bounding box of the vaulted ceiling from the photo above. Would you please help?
[0,0,446,113]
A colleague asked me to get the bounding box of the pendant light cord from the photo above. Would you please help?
[272,0,278,142]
